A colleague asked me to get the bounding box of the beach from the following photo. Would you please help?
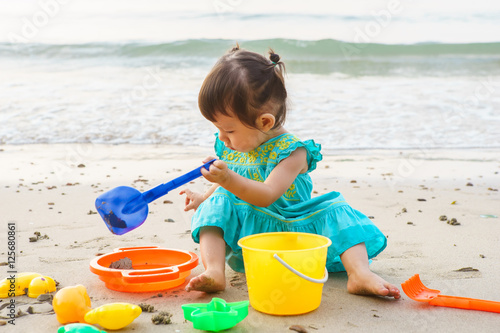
[1,143,499,332]
[1,3,500,331]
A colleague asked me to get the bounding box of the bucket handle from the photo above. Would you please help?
[273,254,328,284]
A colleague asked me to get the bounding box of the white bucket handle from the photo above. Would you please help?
[273,254,329,284]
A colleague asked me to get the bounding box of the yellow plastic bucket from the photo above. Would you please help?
[238,232,331,315]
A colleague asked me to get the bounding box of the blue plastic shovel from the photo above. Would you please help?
[95,159,215,235]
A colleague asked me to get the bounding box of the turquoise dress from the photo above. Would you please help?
[191,133,387,273]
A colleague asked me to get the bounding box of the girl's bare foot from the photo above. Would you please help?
[185,269,226,293]
[347,270,401,299]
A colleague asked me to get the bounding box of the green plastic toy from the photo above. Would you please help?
[182,298,249,332]
[57,323,106,333]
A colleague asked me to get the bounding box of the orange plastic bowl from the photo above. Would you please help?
[89,246,198,292]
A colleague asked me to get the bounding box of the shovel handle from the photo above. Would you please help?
[430,295,500,313]
[142,159,216,203]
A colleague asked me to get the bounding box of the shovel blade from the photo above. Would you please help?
[95,186,148,235]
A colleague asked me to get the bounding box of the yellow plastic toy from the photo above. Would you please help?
[0,272,56,298]
[53,285,92,324]
[84,303,142,330]
[28,276,57,298]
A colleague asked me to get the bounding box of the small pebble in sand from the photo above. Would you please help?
[164,218,175,223]
[466,182,473,186]
[417,198,426,202]
[109,257,133,269]
[289,324,308,333]
[152,311,172,325]
[447,218,460,226]
[439,215,448,221]
[78,164,85,168]
[163,200,173,204]
[454,267,479,272]
[480,254,486,258]
[407,222,414,225]
[402,208,407,213]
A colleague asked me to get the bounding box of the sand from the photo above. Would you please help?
[1,144,499,332]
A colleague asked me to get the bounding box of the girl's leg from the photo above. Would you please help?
[185,226,226,292]
[340,243,400,299]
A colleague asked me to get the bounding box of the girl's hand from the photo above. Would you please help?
[200,157,231,186]
[179,189,205,212]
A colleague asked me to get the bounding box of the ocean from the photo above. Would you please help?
[1,0,499,151]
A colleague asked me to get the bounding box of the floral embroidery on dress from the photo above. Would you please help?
[248,169,264,182]
[220,134,300,166]
[283,183,298,201]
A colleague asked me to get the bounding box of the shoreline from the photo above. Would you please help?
[1,144,499,332]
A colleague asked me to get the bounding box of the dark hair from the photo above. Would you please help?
[198,44,287,129]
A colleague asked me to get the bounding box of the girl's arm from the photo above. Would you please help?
[201,148,308,207]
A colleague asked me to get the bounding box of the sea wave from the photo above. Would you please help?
[3,38,500,57]
[2,38,499,76]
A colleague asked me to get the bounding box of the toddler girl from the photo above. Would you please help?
[180,45,400,299]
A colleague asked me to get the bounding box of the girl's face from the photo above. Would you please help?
[212,113,268,153]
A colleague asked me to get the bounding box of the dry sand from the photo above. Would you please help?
[1,144,499,332]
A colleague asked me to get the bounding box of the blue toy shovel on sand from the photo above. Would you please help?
[95,159,215,235]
